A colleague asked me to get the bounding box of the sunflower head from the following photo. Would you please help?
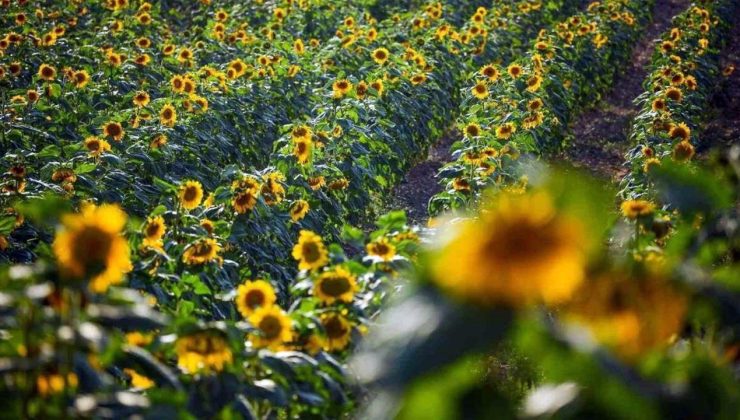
[314,266,357,304]
[182,238,220,265]
[372,48,390,65]
[179,180,204,210]
[620,199,655,219]
[332,79,352,98]
[366,237,396,262]
[236,280,277,318]
[289,200,310,222]
[320,313,352,351]
[175,331,233,373]
[464,123,482,138]
[143,215,166,241]
[248,305,293,350]
[292,230,329,271]
[668,123,690,142]
[159,103,177,127]
[672,140,695,162]
[133,91,150,107]
[102,121,125,141]
[471,82,489,99]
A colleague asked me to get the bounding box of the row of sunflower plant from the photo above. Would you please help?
[617,0,738,244]
[430,0,654,214]
[352,157,740,419]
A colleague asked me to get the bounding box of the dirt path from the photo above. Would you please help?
[559,0,689,181]
[385,129,456,226]
[699,10,740,153]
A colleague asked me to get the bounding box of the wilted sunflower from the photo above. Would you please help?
[102,121,125,142]
[314,266,357,304]
[179,180,204,209]
[471,82,489,99]
[431,191,589,306]
[159,103,177,127]
[672,140,695,162]
[133,91,150,107]
[495,122,516,140]
[332,79,352,98]
[291,125,312,142]
[249,305,293,350]
[289,200,310,222]
[620,199,655,219]
[292,230,329,271]
[236,280,276,318]
[321,313,352,351]
[372,47,390,65]
[366,237,396,262]
[182,238,220,265]
[84,136,111,157]
[175,331,232,373]
[53,204,132,293]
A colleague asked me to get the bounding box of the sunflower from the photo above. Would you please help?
[410,73,427,85]
[314,266,357,304]
[73,70,90,88]
[53,204,132,293]
[332,79,352,98]
[620,199,655,219]
[124,369,154,389]
[175,331,233,373]
[672,140,695,162]
[495,122,516,140]
[84,136,111,157]
[170,75,185,92]
[102,121,125,142]
[143,215,166,241]
[177,48,193,64]
[182,238,220,265]
[293,38,305,55]
[464,123,482,138]
[372,48,390,65]
[291,125,312,142]
[526,75,542,92]
[232,190,257,214]
[527,98,544,111]
[651,97,667,112]
[471,82,489,99]
[308,176,326,190]
[289,200,310,222]
[150,134,167,148]
[320,313,352,351]
[133,91,150,107]
[452,177,471,192]
[668,122,690,141]
[480,64,500,81]
[38,63,56,81]
[179,180,204,210]
[370,79,385,96]
[159,103,177,127]
[366,237,396,262]
[431,191,588,306]
[236,280,276,318]
[507,63,523,78]
[563,268,687,359]
[665,87,682,102]
[292,230,329,271]
[249,305,293,350]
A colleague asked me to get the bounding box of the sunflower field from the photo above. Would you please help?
[1,0,739,418]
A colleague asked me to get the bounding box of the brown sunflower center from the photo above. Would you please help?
[320,275,351,297]
[259,315,283,339]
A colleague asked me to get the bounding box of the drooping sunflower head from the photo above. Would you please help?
[52,204,131,292]
[236,280,276,318]
[314,266,357,304]
[292,139,312,165]
[672,140,695,162]
[526,75,543,92]
[179,180,204,210]
[248,305,293,350]
[292,230,329,271]
[182,237,220,265]
[668,122,690,142]
[410,73,427,85]
[291,125,312,142]
[289,199,310,222]
[370,79,384,96]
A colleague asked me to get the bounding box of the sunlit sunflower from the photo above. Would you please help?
[133,91,150,107]
[143,215,166,241]
[182,238,220,265]
[410,73,427,85]
[495,122,516,140]
[668,122,690,142]
[332,79,352,98]
[480,64,500,81]
[38,63,56,81]
[528,98,544,111]
[53,204,132,293]
[102,121,125,142]
[236,280,277,318]
[249,305,293,351]
[464,123,482,138]
[84,136,111,157]
[314,266,357,304]
[293,139,312,164]
[507,63,523,78]
[370,79,385,96]
[293,38,305,55]
[175,331,232,373]
[291,125,312,142]
[231,190,257,214]
[320,313,352,351]
[620,199,655,219]
[651,97,667,112]
[179,180,204,210]
[526,74,542,92]
[471,82,489,99]
[292,230,329,271]
[431,191,589,306]
[73,70,90,88]
[665,87,682,102]
[366,237,396,262]
[159,103,177,127]
[372,47,390,65]
[289,200,310,222]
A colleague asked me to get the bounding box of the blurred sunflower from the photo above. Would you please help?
[182,238,220,265]
[179,180,204,210]
[480,64,500,81]
[289,200,310,222]
[495,122,516,140]
[233,190,258,214]
[249,305,293,350]
[53,204,132,293]
[292,230,329,271]
[84,136,111,157]
[236,280,276,318]
[293,139,312,164]
[372,47,390,65]
[507,63,523,78]
[38,63,56,81]
[668,122,690,141]
[175,331,232,373]
[133,91,150,107]
[620,199,655,219]
[321,313,352,351]
[366,237,396,262]
[102,121,125,142]
[143,215,166,241]
[314,266,357,304]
